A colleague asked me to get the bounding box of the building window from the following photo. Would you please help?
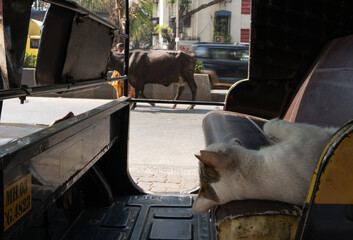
[241,0,251,15]
[183,15,191,28]
[214,10,232,42]
[215,16,230,35]
[152,18,159,35]
[170,17,182,34]
[241,29,250,43]
[30,38,40,49]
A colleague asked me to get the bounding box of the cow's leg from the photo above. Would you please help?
[186,73,197,110]
[130,86,139,110]
[139,86,155,107]
[171,83,184,109]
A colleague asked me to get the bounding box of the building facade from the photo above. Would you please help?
[153,0,251,50]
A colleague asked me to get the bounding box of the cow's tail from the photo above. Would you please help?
[188,54,197,74]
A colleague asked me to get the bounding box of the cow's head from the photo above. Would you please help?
[108,53,124,73]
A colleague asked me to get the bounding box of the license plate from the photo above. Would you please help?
[4,174,32,231]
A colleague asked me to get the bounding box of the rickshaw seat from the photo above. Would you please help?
[201,34,353,239]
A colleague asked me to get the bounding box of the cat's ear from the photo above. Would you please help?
[193,194,218,213]
[195,150,225,168]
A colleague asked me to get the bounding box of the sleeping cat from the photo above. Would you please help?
[193,118,338,213]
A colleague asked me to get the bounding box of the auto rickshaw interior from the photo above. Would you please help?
[1,0,353,239]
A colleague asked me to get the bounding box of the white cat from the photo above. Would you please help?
[193,118,338,213]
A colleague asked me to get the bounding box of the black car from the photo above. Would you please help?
[191,43,249,89]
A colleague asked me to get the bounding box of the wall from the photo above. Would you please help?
[162,0,251,44]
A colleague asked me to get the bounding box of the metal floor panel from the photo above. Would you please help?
[63,195,216,240]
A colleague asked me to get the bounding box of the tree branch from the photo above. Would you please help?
[179,0,225,22]
[178,6,187,19]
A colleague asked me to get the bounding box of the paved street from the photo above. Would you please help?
[1,97,223,193]
[129,103,223,193]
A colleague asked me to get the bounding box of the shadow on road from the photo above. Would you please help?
[131,103,222,115]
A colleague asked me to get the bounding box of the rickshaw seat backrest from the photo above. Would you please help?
[203,34,353,239]
[284,34,353,127]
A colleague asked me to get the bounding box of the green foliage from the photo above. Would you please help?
[214,19,232,43]
[154,24,172,39]
[129,0,154,42]
[70,0,115,12]
[224,35,232,43]
[194,60,204,74]
[71,0,154,46]
[214,19,227,36]
[23,53,37,68]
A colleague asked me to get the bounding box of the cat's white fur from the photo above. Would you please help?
[193,119,338,213]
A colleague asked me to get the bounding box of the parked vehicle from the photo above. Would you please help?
[25,19,42,56]
[191,43,249,89]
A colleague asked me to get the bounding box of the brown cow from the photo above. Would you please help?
[108,50,197,110]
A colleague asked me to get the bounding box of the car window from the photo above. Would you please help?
[236,49,249,61]
[210,48,234,60]
[194,46,210,58]
[210,48,249,61]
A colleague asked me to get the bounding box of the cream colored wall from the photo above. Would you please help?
[183,0,250,43]
[230,0,242,43]
[155,0,171,48]
[189,1,215,42]
[155,0,251,47]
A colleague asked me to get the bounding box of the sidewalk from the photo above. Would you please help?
[129,165,199,193]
